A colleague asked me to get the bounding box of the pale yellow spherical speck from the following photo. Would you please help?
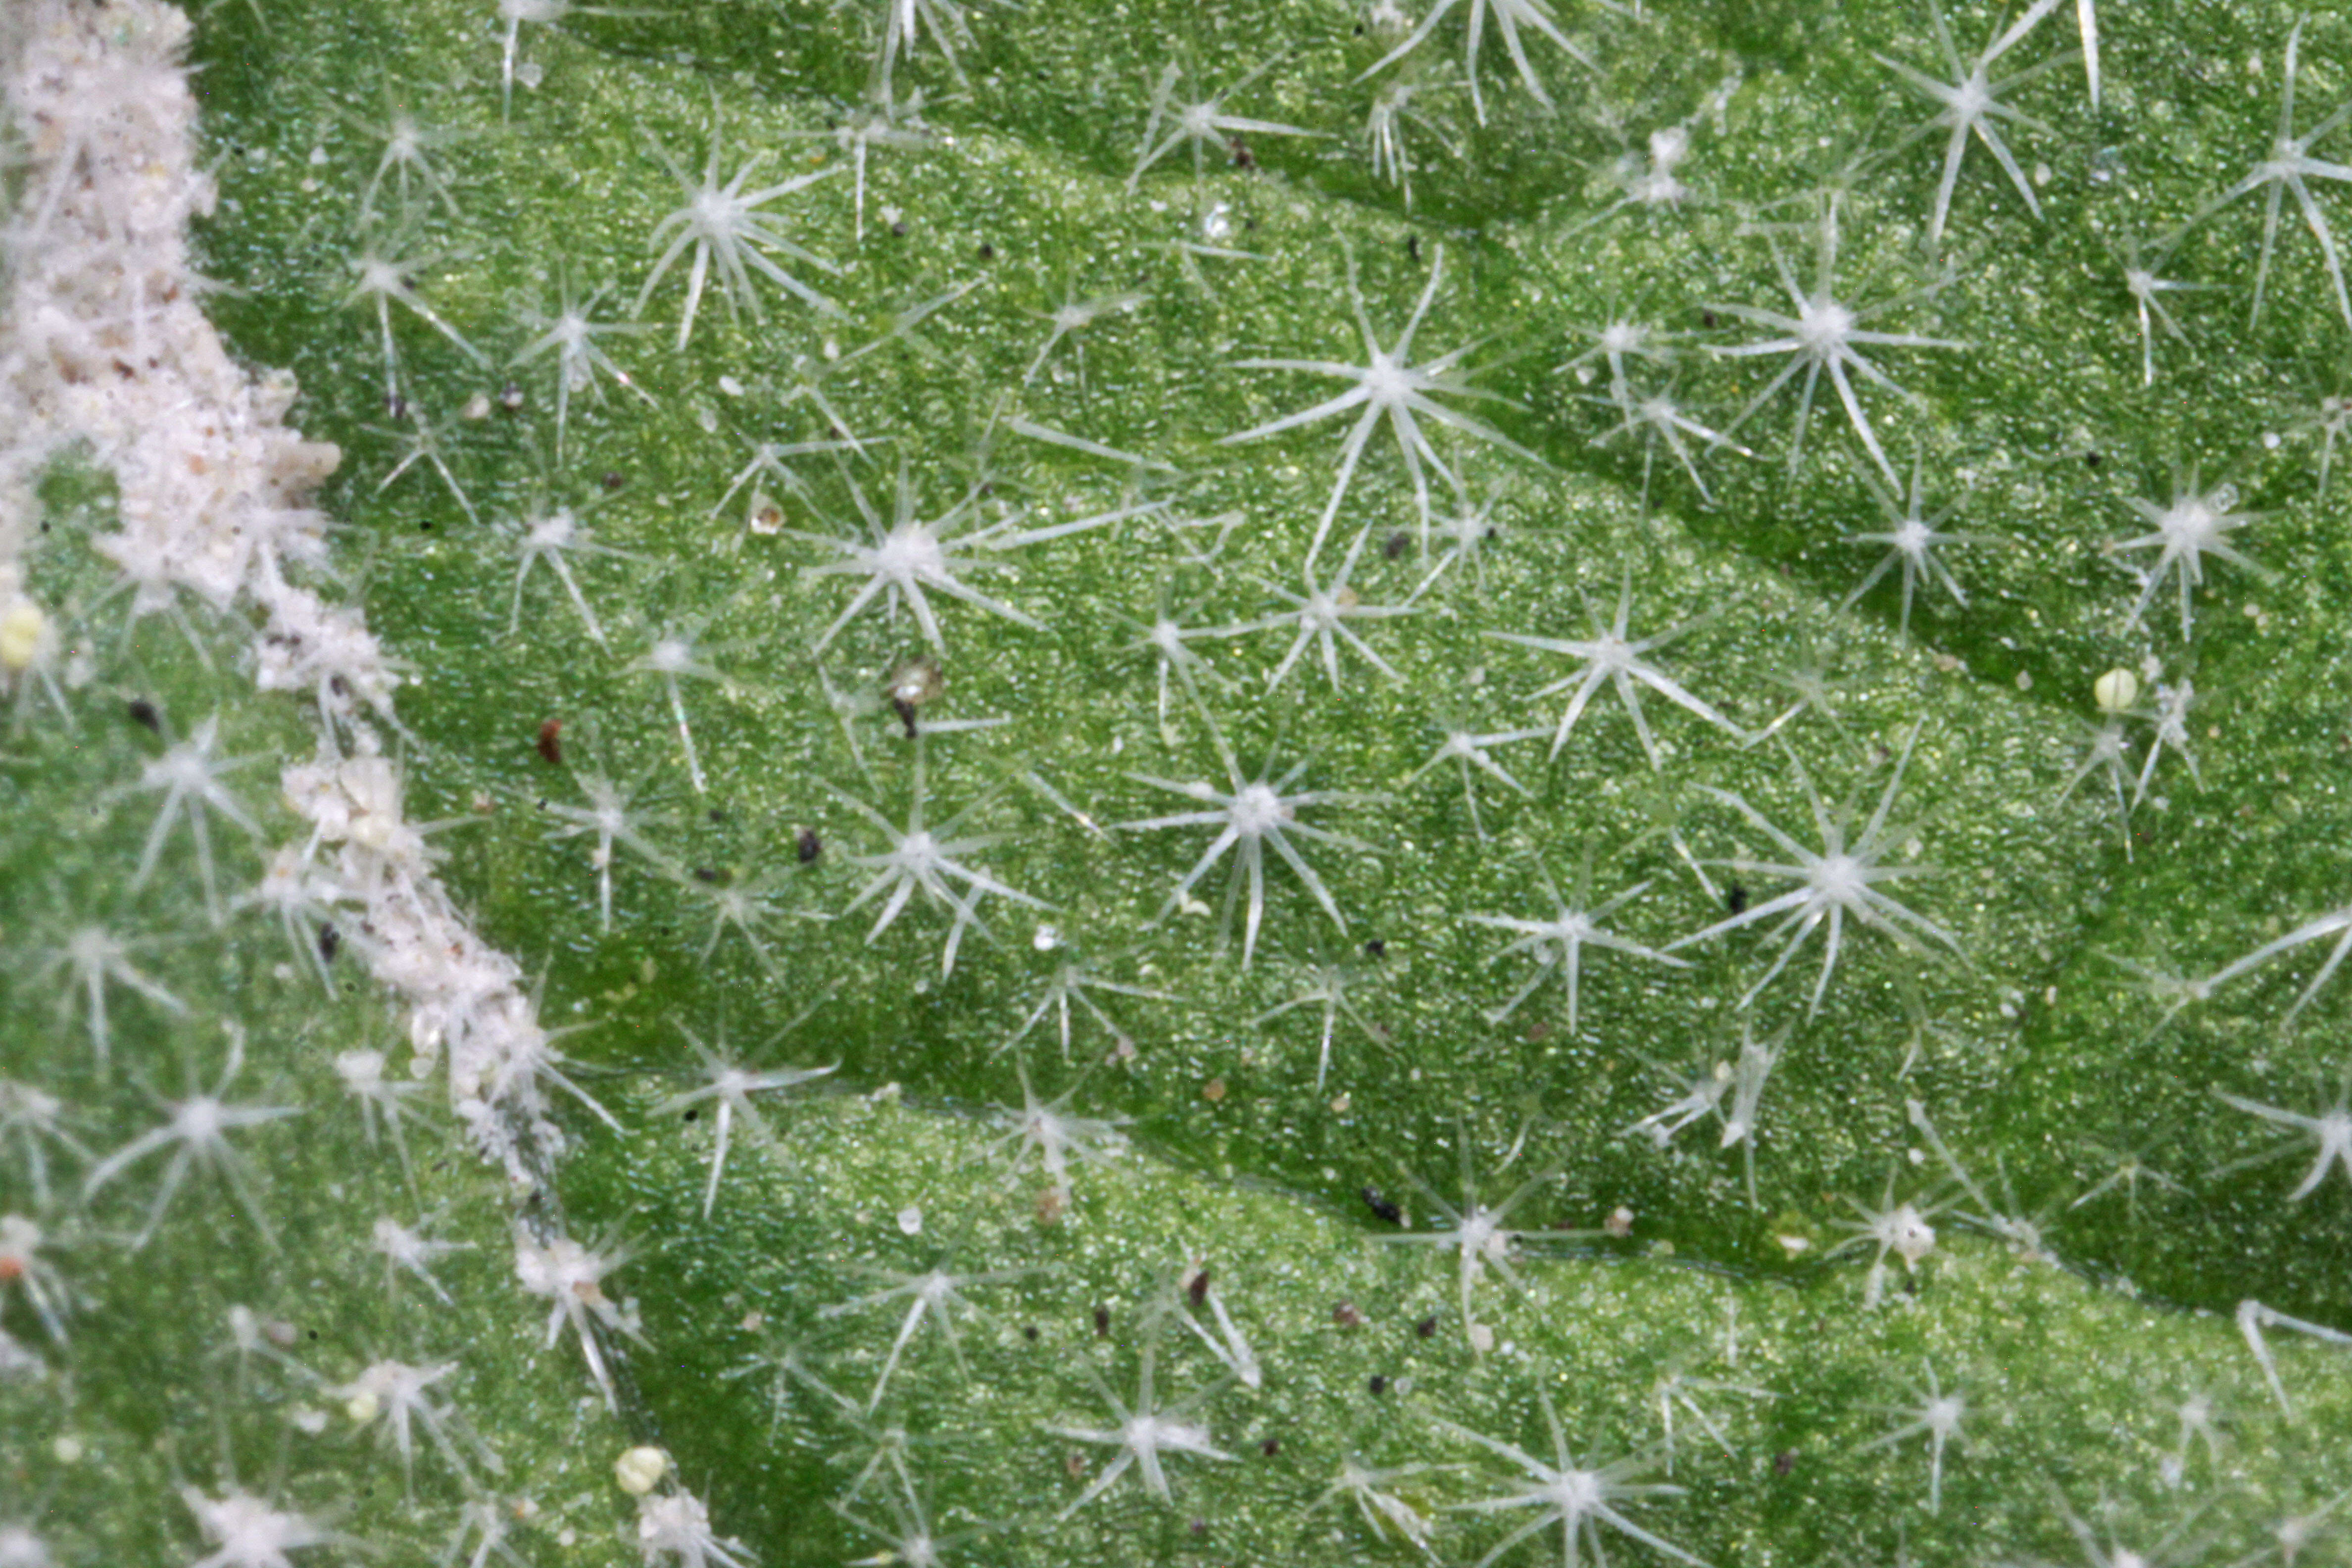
[615,1445,668,1496]
[0,600,47,674]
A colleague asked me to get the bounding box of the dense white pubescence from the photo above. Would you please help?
[179,1487,332,1568]
[636,1489,753,1568]
[0,30,649,1554]
[0,1523,51,1568]
[8,0,2350,1556]
[0,0,566,1181]
[1,7,327,583]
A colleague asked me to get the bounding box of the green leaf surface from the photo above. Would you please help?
[14,0,2352,1561]
[2,462,641,1566]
